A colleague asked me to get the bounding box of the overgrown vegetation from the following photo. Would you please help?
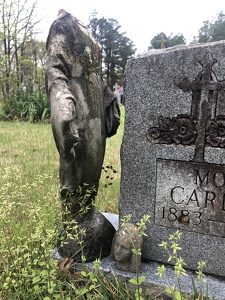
[157,231,209,300]
[0,109,212,299]
[0,84,50,122]
[0,0,135,118]
[0,108,123,299]
[0,0,46,116]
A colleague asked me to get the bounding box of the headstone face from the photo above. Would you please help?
[120,41,225,277]
[111,223,142,273]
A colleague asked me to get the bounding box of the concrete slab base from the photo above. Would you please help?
[51,213,225,299]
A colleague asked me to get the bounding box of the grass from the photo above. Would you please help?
[0,107,125,299]
[97,107,124,213]
[0,106,124,213]
[0,107,210,299]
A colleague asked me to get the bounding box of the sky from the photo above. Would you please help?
[36,0,225,54]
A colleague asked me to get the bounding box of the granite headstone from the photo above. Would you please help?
[120,41,225,277]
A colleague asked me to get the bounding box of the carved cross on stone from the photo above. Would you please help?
[178,52,225,162]
[147,52,225,162]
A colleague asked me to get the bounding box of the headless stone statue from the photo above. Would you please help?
[111,224,143,273]
[45,10,120,261]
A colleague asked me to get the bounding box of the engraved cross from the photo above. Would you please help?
[178,52,225,162]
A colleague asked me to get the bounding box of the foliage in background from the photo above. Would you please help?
[0,0,45,106]
[0,83,50,122]
[0,0,46,122]
[149,32,186,49]
[88,10,136,89]
[96,106,124,213]
[197,11,225,43]
[149,10,225,49]
[0,1,132,120]
[2,2,225,121]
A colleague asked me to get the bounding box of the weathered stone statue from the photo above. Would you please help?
[111,224,143,272]
[45,10,120,261]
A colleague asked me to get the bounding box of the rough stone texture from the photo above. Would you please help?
[111,223,142,273]
[45,10,119,261]
[57,209,116,261]
[120,41,225,277]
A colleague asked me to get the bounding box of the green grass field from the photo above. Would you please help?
[0,106,124,213]
[0,107,125,299]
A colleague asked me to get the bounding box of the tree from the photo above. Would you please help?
[150,32,167,49]
[168,34,186,47]
[88,11,136,88]
[0,0,42,104]
[19,39,46,89]
[149,32,186,49]
[198,11,225,43]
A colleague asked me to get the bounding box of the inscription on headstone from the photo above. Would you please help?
[155,159,225,237]
[148,52,225,237]
[120,42,225,277]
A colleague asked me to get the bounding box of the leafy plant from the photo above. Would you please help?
[157,230,209,300]
[1,84,50,122]
[0,116,128,299]
[0,168,62,299]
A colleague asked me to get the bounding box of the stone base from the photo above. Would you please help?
[52,250,225,300]
[87,257,225,300]
[57,209,116,262]
[51,213,225,299]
